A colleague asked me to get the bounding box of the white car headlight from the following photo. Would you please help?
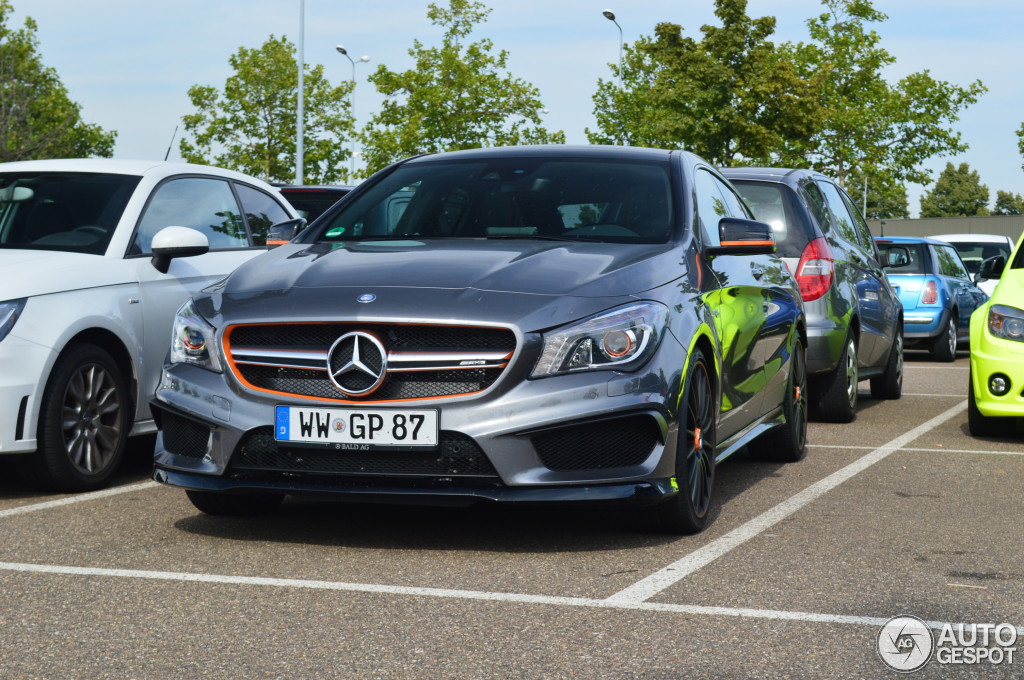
[170,298,223,372]
[0,298,26,343]
[988,304,1024,343]
[531,302,669,378]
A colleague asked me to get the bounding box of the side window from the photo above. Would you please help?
[800,181,831,234]
[235,184,291,246]
[817,181,860,247]
[838,188,878,257]
[933,245,970,279]
[133,177,247,254]
[694,169,730,247]
[711,175,750,219]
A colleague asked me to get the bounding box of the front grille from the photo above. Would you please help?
[531,415,661,471]
[162,411,211,459]
[231,427,499,478]
[226,323,516,402]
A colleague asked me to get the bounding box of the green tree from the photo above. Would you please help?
[180,35,354,184]
[359,0,564,174]
[781,0,986,186]
[0,0,115,161]
[993,190,1024,216]
[589,0,819,166]
[844,167,909,219]
[919,162,989,217]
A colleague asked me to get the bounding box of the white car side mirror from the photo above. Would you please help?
[151,226,210,273]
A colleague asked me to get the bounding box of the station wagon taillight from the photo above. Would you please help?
[795,237,835,302]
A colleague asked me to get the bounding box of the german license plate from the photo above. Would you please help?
[275,406,439,447]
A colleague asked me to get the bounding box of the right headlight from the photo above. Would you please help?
[988,304,1024,343]
[170,298,223,372]
[531,302,669,378]
[0,298,26,343]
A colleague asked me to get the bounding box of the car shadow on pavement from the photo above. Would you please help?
[169,456,772,553]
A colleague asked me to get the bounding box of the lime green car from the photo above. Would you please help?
[968,233,1024,436]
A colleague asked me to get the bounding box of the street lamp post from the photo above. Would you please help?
[296,0,305,184]
[336,45,370,180]
[603,9,623,89]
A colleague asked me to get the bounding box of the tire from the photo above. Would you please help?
[17,344,129,492]
[643,349,716,534]
[749,337,807,463]
[870,329,904,400]
[185,490,285,516]
[967,369,1016,437]
[931,312,958,362]
[811,334,858,423]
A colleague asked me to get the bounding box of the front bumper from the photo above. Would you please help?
[0,333,55,454]
[152,339,686,504]
[970,327,1024,418]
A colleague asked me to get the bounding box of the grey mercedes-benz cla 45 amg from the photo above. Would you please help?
[152,146,807,533]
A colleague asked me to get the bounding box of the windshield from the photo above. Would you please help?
[0,172,140,255]
[316,158,674,244]
[946,240,1012,274]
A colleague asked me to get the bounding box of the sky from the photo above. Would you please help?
[9,0,1024,217]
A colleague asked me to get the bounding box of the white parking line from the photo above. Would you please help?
[811,444,1024,456]
[0,481,158,519]
[605,401,968,604]
[4,559,1017,633]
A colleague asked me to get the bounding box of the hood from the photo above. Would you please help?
[0,249,129,300]
[223,239,686,299]
[207,239,687,333]
[991,269,1024,306]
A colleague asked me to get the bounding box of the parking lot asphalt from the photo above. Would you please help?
[1,351,1021,679]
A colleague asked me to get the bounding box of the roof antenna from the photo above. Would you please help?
[164,125,179,161]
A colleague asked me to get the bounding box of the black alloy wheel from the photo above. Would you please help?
[19,344,129,491]
[749,337,808,462]
[645,348,716,534]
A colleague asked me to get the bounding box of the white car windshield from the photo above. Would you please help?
[0,172,140,255]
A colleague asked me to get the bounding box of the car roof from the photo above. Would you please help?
[931,233,1013,244]
[719,166,834,184]
[0,158,277,187]
[401,144,687,165]
[874,235,949,245]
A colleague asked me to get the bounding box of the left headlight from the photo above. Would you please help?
[170,298,223,372]
[988,304,1024,343]
[0,298,26,343]
[531,302,669,378]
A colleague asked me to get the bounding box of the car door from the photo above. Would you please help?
[817,180,892,369]
[694,168,770,439]
[931,242,985,336]
[132,176,288,421]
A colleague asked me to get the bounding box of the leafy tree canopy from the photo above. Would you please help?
[780,0,986,187]
[180,35,354,184]
[993,190,1024,216]
[359,0,564,175]
[0,0,116,161]
[919,162,989,217]
[589,0,819,166]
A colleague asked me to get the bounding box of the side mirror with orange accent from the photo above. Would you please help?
[706,217,776,256]
[266,217,307,248]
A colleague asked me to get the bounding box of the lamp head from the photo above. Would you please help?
[335,45,348,55]
[602,9,616,21]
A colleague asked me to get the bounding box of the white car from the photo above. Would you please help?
[932,233,1015,297]
[0,159,299,491]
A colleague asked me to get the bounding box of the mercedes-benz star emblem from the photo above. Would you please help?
[327,331,387,396]
[357,294,376,303]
